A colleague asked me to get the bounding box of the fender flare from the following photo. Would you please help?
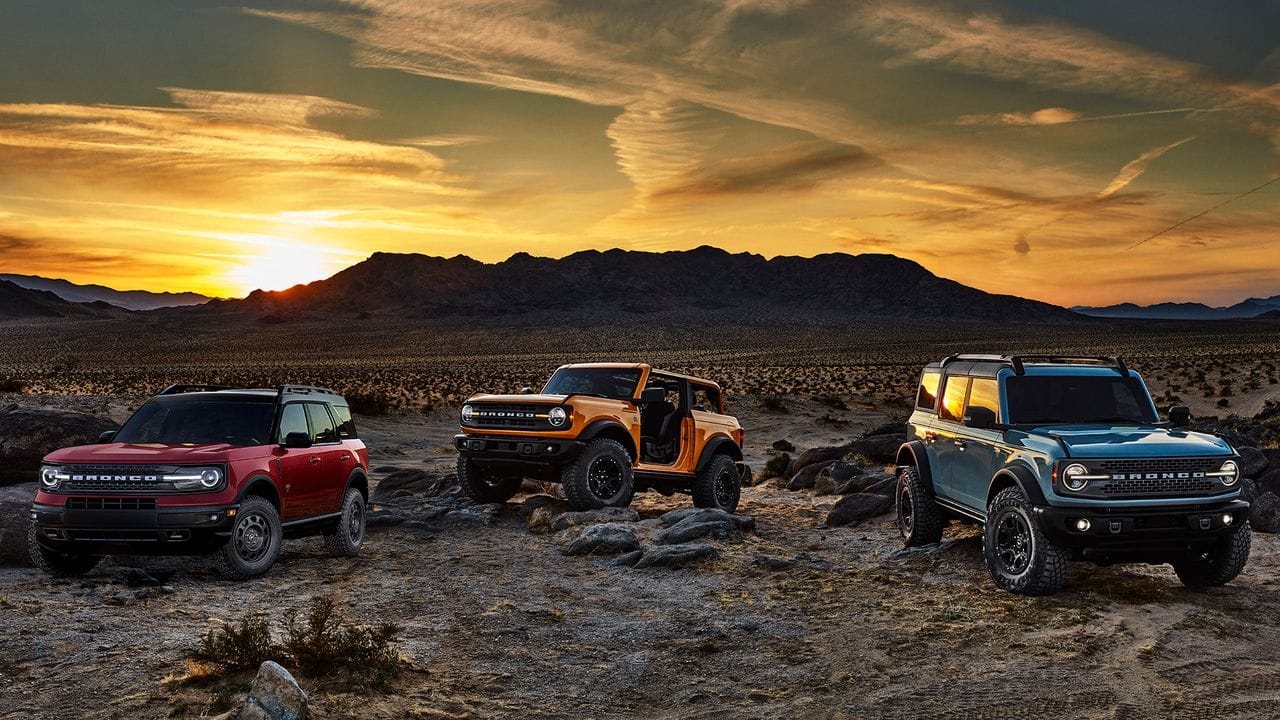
[988,463,1048,506]
[895,440,936,491]
[695,436,744,473]
[344,467,370,501]
[235,474,281,507]
[578,419,638,460]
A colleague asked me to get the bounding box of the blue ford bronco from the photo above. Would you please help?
[896,355,1250,595]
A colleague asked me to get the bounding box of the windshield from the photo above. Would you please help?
[542,368,642,400]
[1005,375,1158,425]
[114,397,276,446]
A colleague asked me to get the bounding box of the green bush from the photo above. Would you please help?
[194,614,278,671]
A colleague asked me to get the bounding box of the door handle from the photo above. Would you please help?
[953,439,967,451]
[310,456,322,464]
[339,454,351,462]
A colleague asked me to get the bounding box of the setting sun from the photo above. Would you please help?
[218,236,355,295]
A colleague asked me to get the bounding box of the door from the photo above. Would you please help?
[304,402,348,514]
[275,402,324,521]
[930,375,969,502]
[950,377,1000,509]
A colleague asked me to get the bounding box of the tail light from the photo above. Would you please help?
[738,428,746,447]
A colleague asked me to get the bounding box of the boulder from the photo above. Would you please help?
[0,404,118,485]
[657,507,755,531]
[826,493,893,527]
[1255,468,1280,498]
[0,483,36,565]
[1249,492,1280,534]
[370,470,457,500]
[563,523,640,556]
[654,509,755,544]
[864,422,909,438]
[771,439,796,453]
[787,460,835,491]
[846,434,902,466]
[529,506,639,533]
[759,452,790,480]
[835,470,894,496]
[633,543,718,569]
[238,661,307,720]
[1238,446,1269,479]
[817,461,866,495]
[786,445,851,478]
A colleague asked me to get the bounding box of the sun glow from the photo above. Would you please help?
[223,240,350,296]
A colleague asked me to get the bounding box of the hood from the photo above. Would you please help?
[466,394,572,404]
[44,442,264,464]
[1030,426,1234,458]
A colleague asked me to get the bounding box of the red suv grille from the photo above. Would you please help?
[66,497,157,510]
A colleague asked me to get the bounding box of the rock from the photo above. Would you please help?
[864,422,908,438]
[654,509,755,544]
[533,507,639,533]
[738,465,755,488]
[1216,428,1262,452]
[239,661,307,720]
[657,507,755,531]
[0,483,36,565]
[633,543,718,569]
[371,470,457,500]
[771,439,796,453]
[1255,468,1280,498]
[655,520,733,544]
[1241,478,1258,507]
[815,460,866,495]
[104,592,131,606]
[826,493,893,527]
[364,511,406,528]
[786,446,851,478]
[759,452,790,480]
[614,550,643,567]
[0,404,118,486]
[1239,446,1269,478]
[563,523,640,556]
[1249,492,1280,533]
[125,568,161,587]
[846,434,902,466]
[834,469,892,496]
[787,460,835,491]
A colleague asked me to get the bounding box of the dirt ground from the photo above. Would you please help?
[3,400,1280,719]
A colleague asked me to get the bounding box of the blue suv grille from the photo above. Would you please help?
[1086,458,1228,498]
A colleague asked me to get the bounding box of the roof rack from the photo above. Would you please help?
[276,384,341,399]
[940,354,1129,376]
[157,384,242,395]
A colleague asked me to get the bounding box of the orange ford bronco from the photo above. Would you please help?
[455,363,746,511]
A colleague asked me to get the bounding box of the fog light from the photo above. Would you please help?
[545,444,556,453]
[1222,513,1233,526]
[1075,518,1091,532]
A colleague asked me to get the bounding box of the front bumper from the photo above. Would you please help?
[1035,499,1250,553]
[31,500,237,555]
[454,433,586,466]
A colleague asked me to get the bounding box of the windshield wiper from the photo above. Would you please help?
[1088,416,1154,425]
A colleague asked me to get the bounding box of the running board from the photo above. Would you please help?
[936,497,986,523]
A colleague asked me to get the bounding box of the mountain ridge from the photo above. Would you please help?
[0,274,212,311]
[1074,295,1280,320]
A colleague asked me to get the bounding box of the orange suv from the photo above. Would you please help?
[455,363,746,511]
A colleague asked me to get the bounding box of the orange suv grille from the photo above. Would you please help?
[467,403,549,430]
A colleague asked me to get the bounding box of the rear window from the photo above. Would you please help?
[306,403,338,444]
[967,378,1000,421]
[1005,375,1157,425]
[692,384,721,413]
[916,370,941,410]
[332,405,357,439]
[939,376,970,422]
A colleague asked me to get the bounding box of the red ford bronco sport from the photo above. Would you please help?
[455,363,747,511]
[29,384,370,579]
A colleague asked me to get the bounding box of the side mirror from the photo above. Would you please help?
[97,430,116,443]
[283,431,313,449]
[639,387,666,404]
[519,386,535,395]
[962,406,998,430]
[1169,405,1191,428]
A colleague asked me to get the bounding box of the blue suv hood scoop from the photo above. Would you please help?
[1033,426,1234,458]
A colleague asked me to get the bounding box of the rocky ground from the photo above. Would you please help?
[4,398,1280,719]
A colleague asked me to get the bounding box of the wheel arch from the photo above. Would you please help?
[987,462,1048,506]
[235,474,281,509]
[579,420,637,460]
[344,467,369,502]
[895,441,936,490]
[695,435,743,472]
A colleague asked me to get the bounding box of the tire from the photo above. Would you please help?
[1173,522,1251,589]
[323,488,366,557]
[692,454,741,513]
[213,496,282,580]
[27,522,100,578]
[562,438,635,510]
[896,466,943,547]
[457,456,521,504]
[983,486,1069,596]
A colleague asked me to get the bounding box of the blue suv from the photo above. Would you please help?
[896,355,1250,595]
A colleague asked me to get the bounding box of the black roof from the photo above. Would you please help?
[154,384,346,402]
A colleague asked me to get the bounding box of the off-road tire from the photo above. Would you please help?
[562,438,635,510]
[692,454,741,513]
[1173,522,1251,589]
[28,522,100,577]
[896,466,943,547]
[983,486,1069,595]
[457,456,521,504]
[322,488,366,557]
[212,496,282,580]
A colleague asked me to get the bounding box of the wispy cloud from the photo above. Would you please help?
[1099,137,1195,197]
[957,107,1081,126]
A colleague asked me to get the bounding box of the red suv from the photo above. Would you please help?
[29,384,370,579]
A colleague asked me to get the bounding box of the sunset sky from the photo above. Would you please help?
[1,1,1277,306]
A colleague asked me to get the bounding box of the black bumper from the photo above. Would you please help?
[454,433,585,466]
[1034,499,1250,554]
[31,501,237,556]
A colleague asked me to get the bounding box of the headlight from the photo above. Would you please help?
[548,406,568,427]
[165,466,224,491]
[1211,459,1240,486]
[461,404,475,424]
[39,465,64,489]
[1062,463,1090,491]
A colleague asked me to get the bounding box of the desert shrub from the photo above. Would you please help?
[811,394,849,411]
[761,396,788,413]
[195,614,278,671]
[758,452,791,480]
[282,597,404,688]
[345,392,391,416]
[0,378,26,393]
[192,596,405,689]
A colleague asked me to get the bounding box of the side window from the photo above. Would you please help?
[332,405,358,439]
[646,375,682,410]
[939,376,970,423]
[306,403,338,444]
[278,403,308,443]
[967,378,1000,421]
[692,385,721,413]
[916,370,941,411]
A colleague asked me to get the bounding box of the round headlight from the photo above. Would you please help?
[1219,459,1240,486]
[199,467,223,488]
[1062,463,1090,491]
[548,406,567,427]
[461,404,475,424]
[39,465,62,489]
